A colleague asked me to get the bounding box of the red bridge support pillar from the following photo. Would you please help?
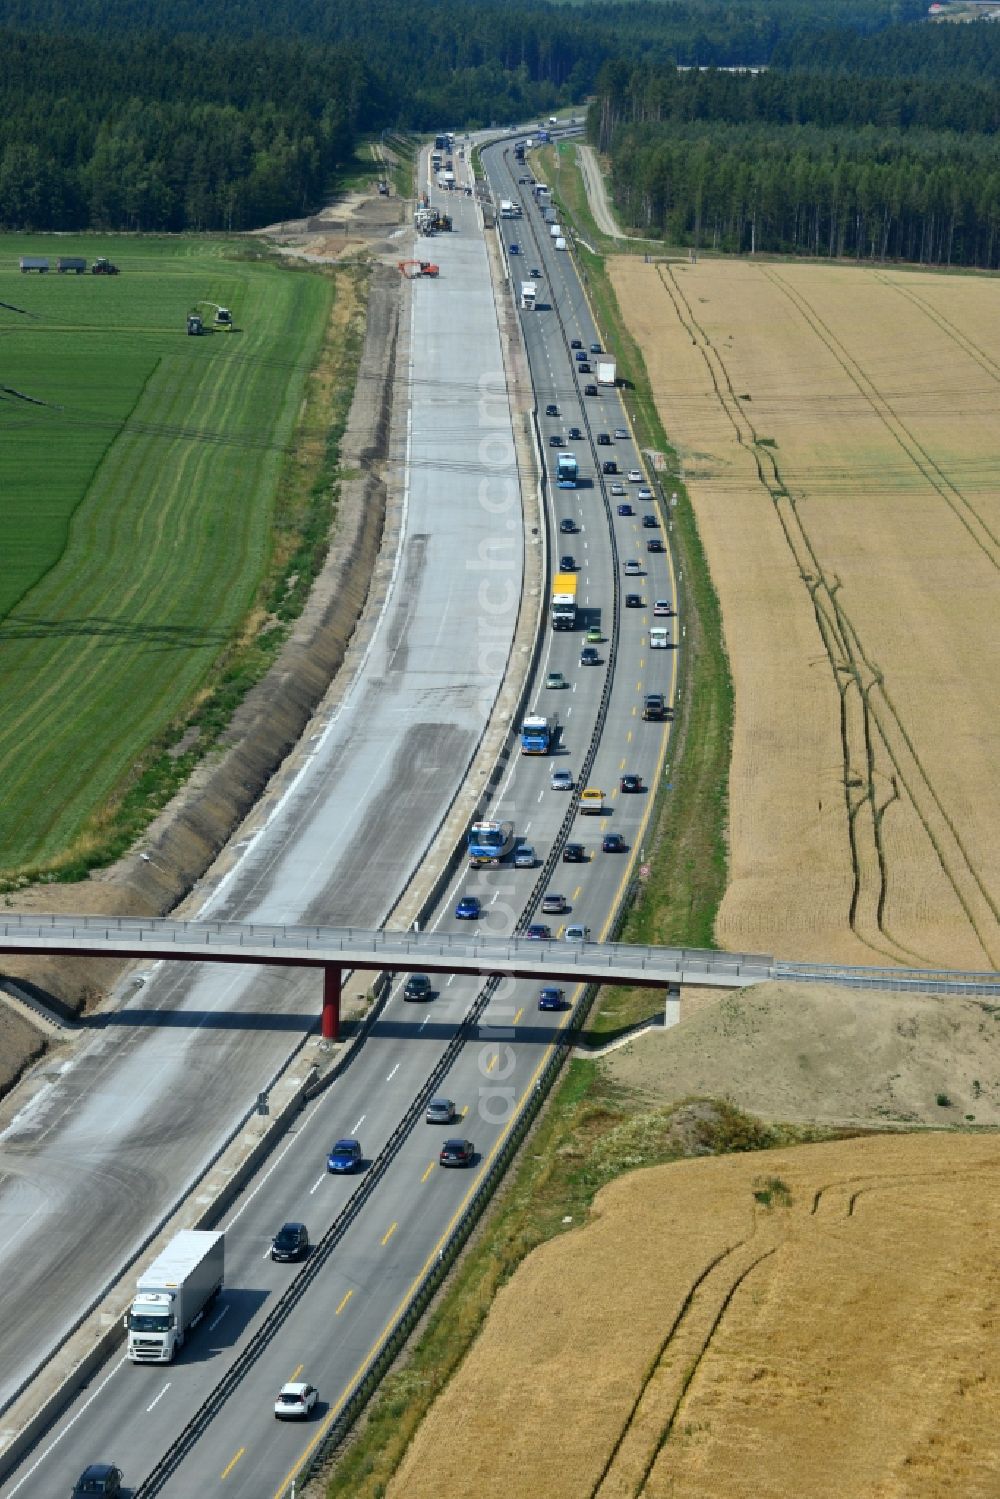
[322,964,342,1042]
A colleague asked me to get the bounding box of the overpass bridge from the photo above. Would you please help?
[1,914,998,1039]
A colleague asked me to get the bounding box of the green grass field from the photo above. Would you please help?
[0,235,332,877]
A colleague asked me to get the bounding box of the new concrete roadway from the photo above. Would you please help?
[0,169,520,1415]
[0,136,678,1497]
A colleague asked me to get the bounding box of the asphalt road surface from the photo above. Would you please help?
[0,167,520,1414]
[0,136,678,1499]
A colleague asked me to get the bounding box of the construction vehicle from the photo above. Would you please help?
[187,312,204,335]
[92,257,120,275]
[213,306,233,330]
[397,260,440,279]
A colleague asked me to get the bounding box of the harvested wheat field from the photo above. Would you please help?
[388,1132,1000,1499]
[610,258,1000,968]
[604,980,1000,1127]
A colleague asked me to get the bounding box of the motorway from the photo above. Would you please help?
[0,169,520,1413]
[0,135,678,1497]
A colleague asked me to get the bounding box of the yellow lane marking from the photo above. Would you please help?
[222,1449,245,1480]
[600,817,608,831]
[627,729,633,743]
[572,885,581,901]
[381,1222,397,1247]
[289,1363,303,1382]
[421,1161,435,1183]
[631,705,637,716]
[619,758,626,770]
[460,1103,469,1117]
[636,681,642,693]
[336,1290,353,1316]
[513,1006,524,1025]
[485,1050,498,1073]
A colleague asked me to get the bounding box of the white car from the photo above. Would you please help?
[550,769,573,791]
[623,560,641,575]
[610,482,625,496]
[627,469,643,483]
[653,600,672,617]
[637,486,653,501]
[565,924,591,942]
[275,1382,318,1420]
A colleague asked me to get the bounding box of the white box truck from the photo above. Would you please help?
[649,627,669,649]
[520,281,537,309]
[597,357,617,386]
[126,1229,225,1363]
[549,223,561,238]
[555,237,567,251]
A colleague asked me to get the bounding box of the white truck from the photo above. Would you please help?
[597,357,617,386]
[126,1230,225,1363]
[549,223,562,239]
[649,626,669,649]
[500,199,515,218]
[520,281,537,310]
[554,237,567,251]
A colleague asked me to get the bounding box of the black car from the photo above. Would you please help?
[562,842,586,863]
[602,460,617,475]
[271,1221,310,1262]
[584,383,598,396]
[580,646,600,665]
[403,972,433,1001]
[570,339,582,349]
[642,514,658,528]
[568,426,583,440]
[73,1467,123,1498]
[559,517,576,533]
[597,432,611,445]
[578,362,592,374]
[620,774,643,793]
[560,554,575,570]
[530,267,542,278]
[602,832,626,853]
[647,538,665,553]
[439,1138,475,1167]
[548,433,564,447]
[545,402,559,417]
[625,593,643,608]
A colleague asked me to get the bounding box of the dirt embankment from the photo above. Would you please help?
[0,263,401,1042]
[605,980,1000,1128]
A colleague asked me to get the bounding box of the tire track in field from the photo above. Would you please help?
[873,271,1000,388]
[763,268,1000,570]
[656,265,911,964]
[661,263,998,967]
[589,1240,777,1499]
[762,268,1000,962]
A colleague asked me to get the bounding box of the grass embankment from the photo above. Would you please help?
[324,1072,824,1499]
[320,146,735,1497]
[0,237,367,884]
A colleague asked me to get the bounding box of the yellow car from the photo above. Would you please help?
[580,788,604,814]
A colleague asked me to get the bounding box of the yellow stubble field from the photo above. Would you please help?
[387,1133,1000,1499]
[609,258,1000,968]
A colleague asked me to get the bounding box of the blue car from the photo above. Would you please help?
[538,986,566,1011]
[455,895,481,920]
[327,1138,363,1174]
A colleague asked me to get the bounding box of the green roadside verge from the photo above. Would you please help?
[320,145,735,1497]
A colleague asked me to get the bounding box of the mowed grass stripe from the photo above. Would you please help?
[0,247,330,869]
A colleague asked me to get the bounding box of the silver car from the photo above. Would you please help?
[426,1097,456,1124]
[551,769,573,790]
